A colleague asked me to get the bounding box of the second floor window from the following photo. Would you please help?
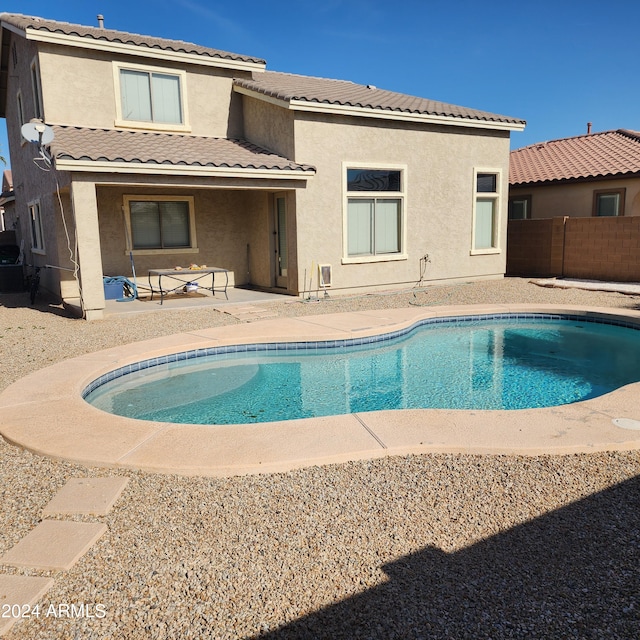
[120,68,183,124]
[17,90,25,128]
[30,58,43,119]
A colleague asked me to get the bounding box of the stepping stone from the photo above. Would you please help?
[222,304,278,321]
[0,521,107,572]
[42,477,129,516]
[0,574,54,637]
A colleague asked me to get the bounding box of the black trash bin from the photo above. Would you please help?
[0,245,20,265]
[0,245,24,292]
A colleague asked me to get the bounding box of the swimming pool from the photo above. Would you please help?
[84,314,640,425]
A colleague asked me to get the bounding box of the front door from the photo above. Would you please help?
[274,195,288,288]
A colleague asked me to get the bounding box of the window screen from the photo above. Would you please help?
[130,200,190,249]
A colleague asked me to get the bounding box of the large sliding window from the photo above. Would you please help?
[345,167,405,261]
[124,196,197,253]
[472,170,502,253]
[115,63,188,130]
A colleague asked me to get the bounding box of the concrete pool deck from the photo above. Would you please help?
[2,303,640,477]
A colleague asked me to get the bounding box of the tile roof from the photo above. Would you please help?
[510,129,640,185]
[235,71,525,128]
[49,126,315,174]
[0,13,265,66]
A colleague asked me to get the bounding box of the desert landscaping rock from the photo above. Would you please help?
[0,575,54,637]
[1,279,639,638]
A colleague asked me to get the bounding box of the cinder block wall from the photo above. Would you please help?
[507,217,640,281]
[564,217,640,281]
[506,219,560,276]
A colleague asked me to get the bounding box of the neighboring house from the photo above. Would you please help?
[0,13,525,319]
[0,169,14,231]
[509,129,640,219]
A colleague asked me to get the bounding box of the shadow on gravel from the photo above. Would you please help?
[254,475,640,639]
[0,291,76,318]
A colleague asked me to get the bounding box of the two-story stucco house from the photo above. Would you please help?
[0,13,525,319]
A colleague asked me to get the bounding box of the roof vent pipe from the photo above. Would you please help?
[97,14,104,29]
[587,122,592,134]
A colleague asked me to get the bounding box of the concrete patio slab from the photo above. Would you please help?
[42,477,129,516]
[0,575,54,637]
[0,521,107,571]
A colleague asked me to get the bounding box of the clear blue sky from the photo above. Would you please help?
[3,0,640,169]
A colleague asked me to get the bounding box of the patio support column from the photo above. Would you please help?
[70,178,105,320]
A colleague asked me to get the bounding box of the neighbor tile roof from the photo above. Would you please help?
[235,71,526,127]
[49,126,315,174]
[510,129,640,185]
[0,13,265,65]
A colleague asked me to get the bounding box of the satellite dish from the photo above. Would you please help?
[21,119,54,145]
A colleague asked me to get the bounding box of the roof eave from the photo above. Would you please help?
[24,28,266,72]
[290,99,526,131]
[510,170,640,188]
[234,85,525,132]
[53,158,315,179]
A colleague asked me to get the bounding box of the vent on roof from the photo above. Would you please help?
[97,14,104,29]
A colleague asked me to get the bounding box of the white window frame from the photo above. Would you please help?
[123,195,198,255]
[593,188,625,217]
[471,168,502,255]
[113,62,190,132]
[508,195,531,220]
[28,199,46,254]
[342,162,408,264]
[30,56,43,120]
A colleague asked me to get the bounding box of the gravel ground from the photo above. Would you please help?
[1,277,639,639]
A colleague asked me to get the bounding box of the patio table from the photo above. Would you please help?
[148,267,229,304]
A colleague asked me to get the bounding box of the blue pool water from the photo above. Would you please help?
[85,316,640,425]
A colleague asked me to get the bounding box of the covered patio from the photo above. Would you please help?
[44,126,315,319]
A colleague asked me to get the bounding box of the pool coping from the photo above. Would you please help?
[2,303,640,477]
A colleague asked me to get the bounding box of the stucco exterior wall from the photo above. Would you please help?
[37,44,248,137]
[291,113,511,293]
[95,185,273,287]
[510,177,640,219]
[242,96,296,159]
[2,33,68,298]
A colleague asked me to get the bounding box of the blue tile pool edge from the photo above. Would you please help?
[81,312,640,400]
